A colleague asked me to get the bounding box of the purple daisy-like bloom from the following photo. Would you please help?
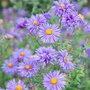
[86,48,90,58]
[43,71,66,90]
[2,7,14,21]
[18,58,38,78]
[2,58,18,75]
[38,24,60,43]
[82,7,90,17]
[58,50,75,72]
[84,24,90,33]
[44,12,52,20]
[17,9,27,17]
[61,11,79,29]
[36,46,56,66]
[6,79,28,90]
[16,18,28,29]
[26,14,47,34]
[51,0,74,17]
[72,1,81,11]
[12,48,32,62]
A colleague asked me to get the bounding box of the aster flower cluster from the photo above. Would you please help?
[1,0,89,90]
[2,48,38,78]
[15,0,90,45]
[51,0,90,33]
[2,47,75,90]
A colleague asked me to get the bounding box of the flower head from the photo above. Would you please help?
[84,24,90,33]
[61,11,79,29]
[18,58,38,78]
[82,7,90,17]
[16,18,28,29]
[36,46,56,66]
[26,14,47,34]
[17,9,27,17]
[2,58,18,75]
[12,49,32,62]
[44,12,52,20]
[6,79,28,90]
[51,0,74,17]
[43,71,66,90]
[38,24,60,43]
[72,1,81,11]
[58,50,75,72]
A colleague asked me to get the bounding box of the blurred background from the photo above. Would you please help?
[0,0,90,15]
[0,0,90,90]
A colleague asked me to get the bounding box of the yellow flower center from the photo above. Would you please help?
[46,29,53,35]
[25,65,31,70]
[78,14,84,19]
[33,20,38,25]
[8,63,13,68]
[60,4,65,9]
[15,85,22,90]
[51,78,58,85]
[20,52,25,57]
[64,57,69,62]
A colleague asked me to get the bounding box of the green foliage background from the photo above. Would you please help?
[0,0,90,90]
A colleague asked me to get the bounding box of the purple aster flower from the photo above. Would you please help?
[2,8,10,21]
[16,18,28,29]
[2,58,18,75]
[18,58,38,78]
[82,7,90,17]
[26,14,47,34]
[12,48,32,62]
[43,71,66,90]
[2,7,14,21]
[58,50,75,72]
[6,79,28,90]
[86,48,90,58]
[2,8,8,16]
[84,24,90,33]
[44,12,52,20]
[51,0,74,17]
[8,7,14,15]
[38,24,61,43]
[17,9,27,17]
[61,11,79,29]
[36,46,56,66]
[72,1,81,11]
